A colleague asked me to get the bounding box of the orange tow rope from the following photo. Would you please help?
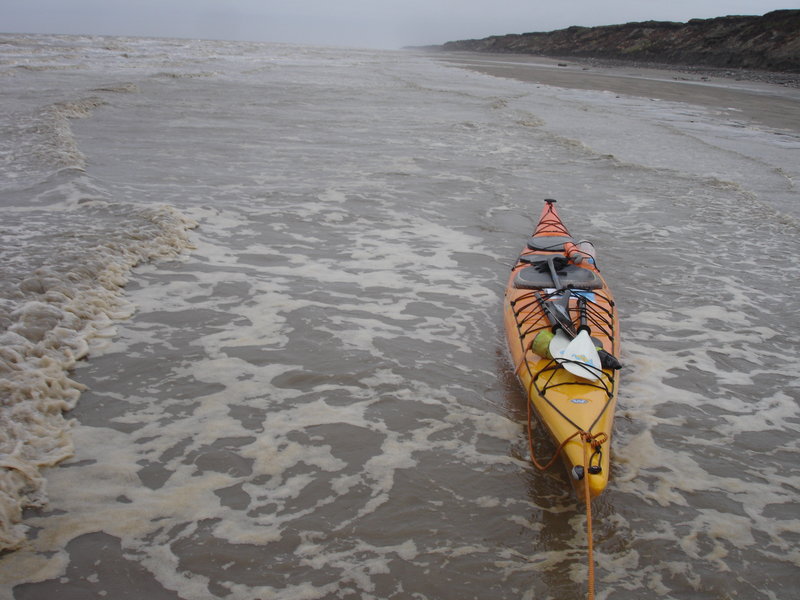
[581,433,596,600]
[527,403,603,599]
[526,400,582,471]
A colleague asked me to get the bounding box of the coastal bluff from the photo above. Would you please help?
[428,10,800,73]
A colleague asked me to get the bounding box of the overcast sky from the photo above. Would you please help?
[1,1,793,49]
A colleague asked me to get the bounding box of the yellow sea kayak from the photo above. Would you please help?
[503,199,620,498]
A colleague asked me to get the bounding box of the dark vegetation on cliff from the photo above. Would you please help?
[433,10,800,73]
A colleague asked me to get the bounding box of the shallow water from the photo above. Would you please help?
[1,34,798,600]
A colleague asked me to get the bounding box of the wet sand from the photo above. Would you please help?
[433,52,800,133]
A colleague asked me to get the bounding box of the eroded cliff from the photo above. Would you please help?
[435,10,800,73]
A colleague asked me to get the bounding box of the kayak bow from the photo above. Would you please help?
[504,199,620,498]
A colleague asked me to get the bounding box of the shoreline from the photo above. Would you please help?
[559,54,800,88]
[427,51,800,133]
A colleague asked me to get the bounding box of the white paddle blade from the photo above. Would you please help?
[548,329,571,357]
[556,330,602,381]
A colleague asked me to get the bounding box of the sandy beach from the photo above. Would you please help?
[433,52,800,132]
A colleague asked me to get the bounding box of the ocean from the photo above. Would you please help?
[1,34,798,600]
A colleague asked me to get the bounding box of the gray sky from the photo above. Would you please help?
[1,1,793,49]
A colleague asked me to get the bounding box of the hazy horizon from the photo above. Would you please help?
[0,1,792,49]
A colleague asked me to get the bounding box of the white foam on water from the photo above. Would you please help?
[0,199,197,549]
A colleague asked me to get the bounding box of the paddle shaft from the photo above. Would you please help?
[546,256,564,290]
[579,295,589,333]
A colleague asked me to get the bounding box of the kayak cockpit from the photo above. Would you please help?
[513,263,602,290]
